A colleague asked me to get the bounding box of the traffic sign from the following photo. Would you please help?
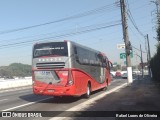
[117,44,125,49]
[120,52,133,59]
[120,53,126,59]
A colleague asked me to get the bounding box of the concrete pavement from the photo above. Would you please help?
[64,76,160,119]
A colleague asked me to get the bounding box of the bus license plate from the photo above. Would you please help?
[41,71,51,75]
[48,90,54,92]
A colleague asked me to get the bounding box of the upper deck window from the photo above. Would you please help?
[33,42,68,58]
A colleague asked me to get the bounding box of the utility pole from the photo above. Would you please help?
[140,44,144,78]
[146,34,151,77]
[120,0,133,83]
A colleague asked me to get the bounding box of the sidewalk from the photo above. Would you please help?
[71,76,160,119]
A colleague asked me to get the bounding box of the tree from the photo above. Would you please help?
[0,69,8,77]
[0,63,31,78]
[156,1,160,41]
[150,5,160,81]
[150,44,160,80]
[157,18,160,41]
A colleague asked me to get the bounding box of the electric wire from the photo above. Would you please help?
[126,0,146,38]
[0,3,117,35]
[132,45,147,53]
[0,21,121,49]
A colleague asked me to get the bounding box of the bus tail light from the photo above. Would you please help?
[66,70,74,86]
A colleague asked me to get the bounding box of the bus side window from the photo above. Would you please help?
[74,46,79,62]
[74,46,77,54]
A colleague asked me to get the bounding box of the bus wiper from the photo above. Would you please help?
[49,82,52,84]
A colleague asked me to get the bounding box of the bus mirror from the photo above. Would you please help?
[97,53,106,63]
[109,62,113,68]
[104,58,107,63]
[97,53,102,58]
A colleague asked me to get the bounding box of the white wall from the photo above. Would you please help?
[0,78,32,90]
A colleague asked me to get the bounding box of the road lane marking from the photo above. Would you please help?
[111,79,122,83]
[17,90,32,93]
[0,86,32,93]
[0,99,8,102]
[2,97,52,111]
[50,82,128,120]
[111,78,127,82]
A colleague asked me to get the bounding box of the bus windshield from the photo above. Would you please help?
[33,42,68,58]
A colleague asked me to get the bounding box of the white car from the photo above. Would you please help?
[122,73,127,79]
[110,71,116,76]
[121,71,127,75]
[133,70,140,74]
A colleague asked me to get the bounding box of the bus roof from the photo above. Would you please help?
[33,40,108,58]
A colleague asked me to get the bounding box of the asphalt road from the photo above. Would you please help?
[0,78,128,120]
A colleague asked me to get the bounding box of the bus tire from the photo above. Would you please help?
[84,83,91,98]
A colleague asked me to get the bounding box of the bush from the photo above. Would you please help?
[150,43,160,81]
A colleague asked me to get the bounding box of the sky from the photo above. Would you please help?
[0,0,158,66]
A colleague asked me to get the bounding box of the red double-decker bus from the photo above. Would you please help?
[32,40,111,98]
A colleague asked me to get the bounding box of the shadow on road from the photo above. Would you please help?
[19,88,105,104]
[19,84,107,104]
[19,93,82,103]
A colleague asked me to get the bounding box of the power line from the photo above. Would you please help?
[0,29,122,51]
[0,21,121,49]
[127,12,145,37]
[0,3,117,35]
[132,45,147,53]
[126,0,148,55]
[0,12,121,43]
[128,26,145,44]
[126,0,146,38]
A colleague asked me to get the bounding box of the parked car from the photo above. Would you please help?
[122,73,127,79]
[121,71,127,75]
[132,69,140,74]
[115,71,122,77]
[110,71,116,77]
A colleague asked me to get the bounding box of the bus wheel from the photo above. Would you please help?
[84,83,91,98]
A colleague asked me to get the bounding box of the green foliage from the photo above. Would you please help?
[0,63,31,77]
[157,18,160,41]
[150,43,160,81]
[150,14,160,81]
